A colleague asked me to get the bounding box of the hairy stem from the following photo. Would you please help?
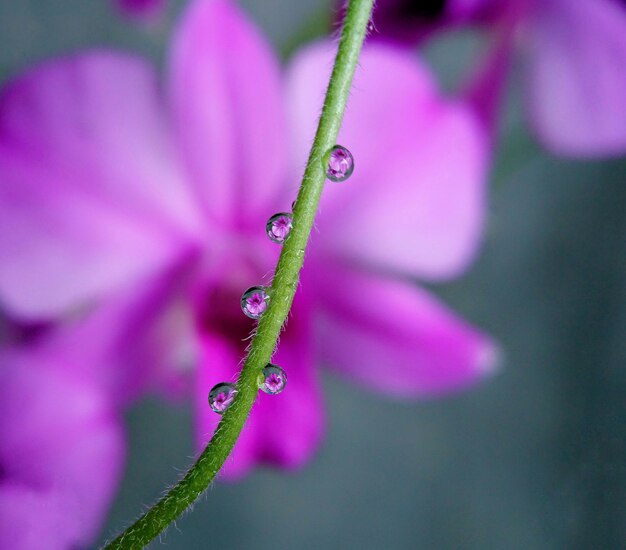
[105,1,374,547]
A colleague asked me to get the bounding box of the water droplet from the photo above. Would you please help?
[266,212,293,244]
[325,145,354,182]
[240,286,269,319]
[208,382,237,414]
[258,364,287,395]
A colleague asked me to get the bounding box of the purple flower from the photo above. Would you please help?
[371,0,626,156]
[0,348,124,548]
[0,0,496,490]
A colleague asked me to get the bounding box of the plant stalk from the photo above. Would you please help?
[105,1,374,547]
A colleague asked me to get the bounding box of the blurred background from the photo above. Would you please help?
[1,1,625,549]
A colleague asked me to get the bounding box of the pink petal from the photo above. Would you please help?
[310,263,499,397]
[287,42,489,281]
[524,0,626,156]
[0,357,125,548]
[31,254,198,406]
[168,0,288,226]
[114,0,165,20]
[195,294,323,480]
[368,0,493,44]
[464,30,513,146]
[0,52,201,319]
[0,486,69,550]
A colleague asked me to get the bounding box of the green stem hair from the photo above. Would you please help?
[105,1,375,547]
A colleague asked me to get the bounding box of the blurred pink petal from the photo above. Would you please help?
[464,31,513,147]
[312,263,498,397]
[524,0,626,155]
[0,487,69,550]
[169,0,288,225]
[0,52,201,319]
[343,0,492,43]
[0,355,125,549]
[32,256,199,405]
[371,0,626,157]
[288,42,489,280]
[114,0,165,20]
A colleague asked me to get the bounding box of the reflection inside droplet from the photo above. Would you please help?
[258,364,287,395]
[325,145,354,182]
[240,286,269,319]
[208,382,237,414]
[266,212,293,244]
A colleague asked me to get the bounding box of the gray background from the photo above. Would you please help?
[1,1,625,549]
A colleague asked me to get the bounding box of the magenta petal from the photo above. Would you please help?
[312,263,499,397]
[195,296,323,480]
[169,0,287,225]
[287,42,489,281]
[0,357,125,548]
[525,0,626,156]
[114,0,165,20]
[363,0,492,44]
[0,486,70,550]
[33,256,197,406]
[464,31,513,146]
[0,52,201,319]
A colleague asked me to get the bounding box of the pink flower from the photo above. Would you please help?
[370,0,626,156]
[0,348,124,549]
[0,0,495,492]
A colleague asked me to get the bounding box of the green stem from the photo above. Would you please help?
[105,1,374,547]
